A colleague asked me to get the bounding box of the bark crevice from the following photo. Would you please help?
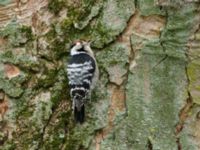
[174,54,194,150]
[94,9,137,150]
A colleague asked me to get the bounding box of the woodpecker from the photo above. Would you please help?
[67,41,98,123]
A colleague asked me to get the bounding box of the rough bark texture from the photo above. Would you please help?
[0,0,200,149]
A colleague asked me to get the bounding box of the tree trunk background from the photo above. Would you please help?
[0,0,200,149]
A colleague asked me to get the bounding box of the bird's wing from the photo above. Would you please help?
[67,53,95,97]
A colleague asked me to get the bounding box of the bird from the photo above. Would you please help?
[67,40,99,123]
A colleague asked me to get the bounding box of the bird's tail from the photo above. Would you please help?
[74,105,85,124]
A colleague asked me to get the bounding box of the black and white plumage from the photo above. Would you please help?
[67,41,98,123]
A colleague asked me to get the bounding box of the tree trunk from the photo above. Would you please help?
[0,0,200,149]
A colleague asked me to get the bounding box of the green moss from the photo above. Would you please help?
[37,69,58,88]
[19,108,33,118]
[48,0,66,15]
[39,99,73,149]
[188,63,197,82]
[50,69,70,108]
[45,23,90,60]
[46,24,57,41]
[20,26,34,41]
[68,0,96,21]
[67,7,82,21]
[47,0,113,49]
[187,61,200,104]
[1,50,14,60]
[91,22,115,48]
[51,39,68,59]
[64,138,79,150]
[60,19,74,32]
[45,24,69,59]
[47,0,99,44]
[60,17,91,40]
[50,91,60,108]
[13,89,36,119]
[2,140,16,150]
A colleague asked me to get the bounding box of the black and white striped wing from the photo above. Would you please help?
[67,53,96,98]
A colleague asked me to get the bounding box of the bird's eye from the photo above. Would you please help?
[78,48,85,52]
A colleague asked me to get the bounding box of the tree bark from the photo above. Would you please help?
[0,0,200,149]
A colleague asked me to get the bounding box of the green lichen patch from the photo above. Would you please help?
[137,37,164,56]
[9,71,29,85]
[2,67,69,149]
[90,0,135,48]
[0,50,41,72]
[0,0,12,5]
[160,3,198,60]
[56,0,135,49]
[12,88,37,119]
[0,22,34,47]
[97,43,129,69]
[0,79,23,98]
[97,43,129,85]
[8,90,53,149]
[138,0,165,16]
[101,53,187,149]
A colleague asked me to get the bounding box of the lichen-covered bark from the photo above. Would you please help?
[0,0,199,150]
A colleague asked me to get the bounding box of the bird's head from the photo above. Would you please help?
[70,40,94,56]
